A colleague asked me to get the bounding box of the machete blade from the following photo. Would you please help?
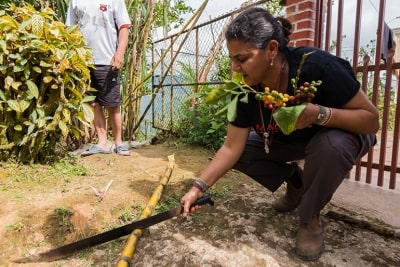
[13,195,213,263]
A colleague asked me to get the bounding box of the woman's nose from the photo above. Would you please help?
[231,61,241,72]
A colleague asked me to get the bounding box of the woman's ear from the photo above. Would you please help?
[267,40,279,58]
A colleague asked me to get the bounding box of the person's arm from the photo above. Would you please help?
[296,89,379,134]
[111,27,130,69]
[181,124,250,216]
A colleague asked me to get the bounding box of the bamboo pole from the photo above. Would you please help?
[116,154,175,267]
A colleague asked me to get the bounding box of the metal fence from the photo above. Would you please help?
[150,0,399,190]
[151,11,232,131]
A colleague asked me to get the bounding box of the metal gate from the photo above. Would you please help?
[312,0,399,190]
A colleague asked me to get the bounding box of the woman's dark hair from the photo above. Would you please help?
[225,7,292,51]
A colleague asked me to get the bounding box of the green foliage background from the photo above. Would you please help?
[178,87,229,150]
[0,3,93,163]
[0,0,195,163]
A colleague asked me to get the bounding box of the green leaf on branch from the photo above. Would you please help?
[204,72,253,122]
[11,81,22,90]
[0,90,5,101]
[58,120,68,136]
[5,76,13,90]
[239,93,248,104]
[26,80,39,99]
[14,124,23,131]
[32,66,42,73]
[7,100,30,113]
[40,61,52,68]
[62,108,71,123]
[272,104,307,135]
[32,14,44,37]
[81,103,94,124]
[43,76,53,83]
[227,95,239,122]
[204,85,230,105]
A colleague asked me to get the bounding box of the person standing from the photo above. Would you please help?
[66,0,132,156]
[181,7,379,261]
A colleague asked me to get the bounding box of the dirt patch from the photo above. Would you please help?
[1,141,399,267]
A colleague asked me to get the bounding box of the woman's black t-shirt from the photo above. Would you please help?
[230,46,360,143]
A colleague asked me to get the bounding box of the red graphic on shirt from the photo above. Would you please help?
[255,123,279,133]
[100,4,107,11]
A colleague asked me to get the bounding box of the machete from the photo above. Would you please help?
[13,195,214,263]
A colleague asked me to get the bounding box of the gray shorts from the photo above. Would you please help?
[89,65,122,107]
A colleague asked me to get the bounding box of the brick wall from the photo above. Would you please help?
[285,0,317,47]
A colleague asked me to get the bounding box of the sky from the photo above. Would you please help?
[183,0,400,28]
[181,0,400,54]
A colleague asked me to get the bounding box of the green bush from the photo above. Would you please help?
[174,56,232,150]
[0,3,94,163]
[178,87,228,150]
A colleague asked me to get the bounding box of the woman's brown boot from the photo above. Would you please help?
[272,162,304,212]
[295,214,325,261]
[272,182,304,212]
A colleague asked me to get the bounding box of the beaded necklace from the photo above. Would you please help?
[258,60,286,154]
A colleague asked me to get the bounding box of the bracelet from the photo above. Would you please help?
[193,178,209,193]
[192,182,204,192]
[315,105,332,125]
[325,107,333,125]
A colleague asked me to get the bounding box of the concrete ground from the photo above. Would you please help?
[332,177,400,229]
[331,134,400,230]
[331,131,400,230]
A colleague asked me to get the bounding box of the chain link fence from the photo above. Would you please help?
[150,2,267,132]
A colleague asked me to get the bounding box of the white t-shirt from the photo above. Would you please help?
[65,0,131,65]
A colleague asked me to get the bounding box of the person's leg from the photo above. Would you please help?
[233,131,306,192]
[299,129,375,221]
[296,129,376,260]
[102,69,130,155]
[84,66,113,153]
[92,102,111,150]
[107,106,123,147]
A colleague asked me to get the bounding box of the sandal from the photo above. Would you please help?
[114,144,131,156]
[81,145,112,157]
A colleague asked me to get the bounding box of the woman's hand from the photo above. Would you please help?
[181,187,203,217]
[180,125,250,217]
[295,103,319,130]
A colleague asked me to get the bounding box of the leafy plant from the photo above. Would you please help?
[0,3,94,163]
[119,208,135,223]
[156,193,186,213]
[153,0,195,32]
[54,207,73,226]
[0,0,69,21]
[48,156,88,177]
[175,86,228,150]
[5,221,25,232]
[203,72,252,122]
